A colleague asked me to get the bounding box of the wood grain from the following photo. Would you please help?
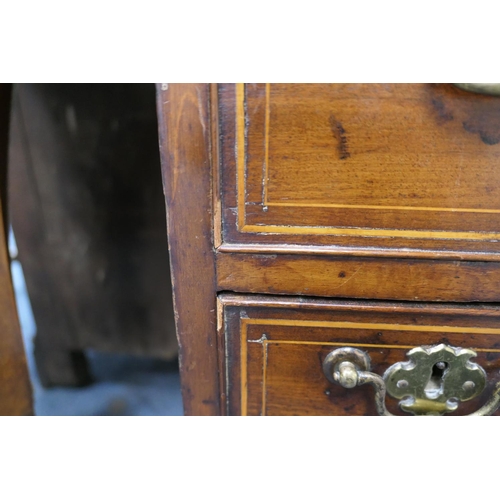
[0,84,33,415]
[217,252,500,302]
[164,83,500,415]
[220,294,500,416]
[157,83,220,415]
[220,83,500,258]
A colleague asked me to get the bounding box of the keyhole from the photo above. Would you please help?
[424,361,448,399]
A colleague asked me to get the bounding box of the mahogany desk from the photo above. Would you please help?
[158,83,500,416]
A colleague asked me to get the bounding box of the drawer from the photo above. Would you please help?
[218,84,500,259]
[220,294,500,416]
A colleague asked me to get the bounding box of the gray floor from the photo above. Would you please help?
[11,250,184,416]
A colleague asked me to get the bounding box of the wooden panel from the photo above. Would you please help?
[219,84,500,258]
[0,84,32,415]
[157,83,220,416]
[221,294,500,416]
[0,211,32,415]
[8,84,178,386]
[217,252,500,302]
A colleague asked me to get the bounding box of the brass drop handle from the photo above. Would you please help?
[323,344,500,416]
[453,83,500,96]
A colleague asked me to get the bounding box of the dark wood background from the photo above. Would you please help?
[9,84,178,387]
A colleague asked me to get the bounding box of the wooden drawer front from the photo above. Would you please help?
[219,84,500,258]
[221,295,500,416]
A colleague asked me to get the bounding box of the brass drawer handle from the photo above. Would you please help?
[453,83,500,96]
[323,344,500,416]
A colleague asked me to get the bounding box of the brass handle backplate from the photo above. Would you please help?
[453,83,500,96]
[323,344,500,416]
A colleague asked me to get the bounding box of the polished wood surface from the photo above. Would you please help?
[162,83,500,416]
[221,294,500,416]
[219,84,500,258]
[217,252,500,302]
[0,84,32,415]
[157,83,220,415]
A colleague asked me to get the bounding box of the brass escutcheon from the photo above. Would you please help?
[323,343,500,416]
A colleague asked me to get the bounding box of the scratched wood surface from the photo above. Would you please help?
[221,294,500,416]
[219,83,500,258]
[0,84,32,415]
[157,83,220,416]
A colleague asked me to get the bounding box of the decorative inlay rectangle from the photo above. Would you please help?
[239,318,500,416]
[234,83,500,241]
